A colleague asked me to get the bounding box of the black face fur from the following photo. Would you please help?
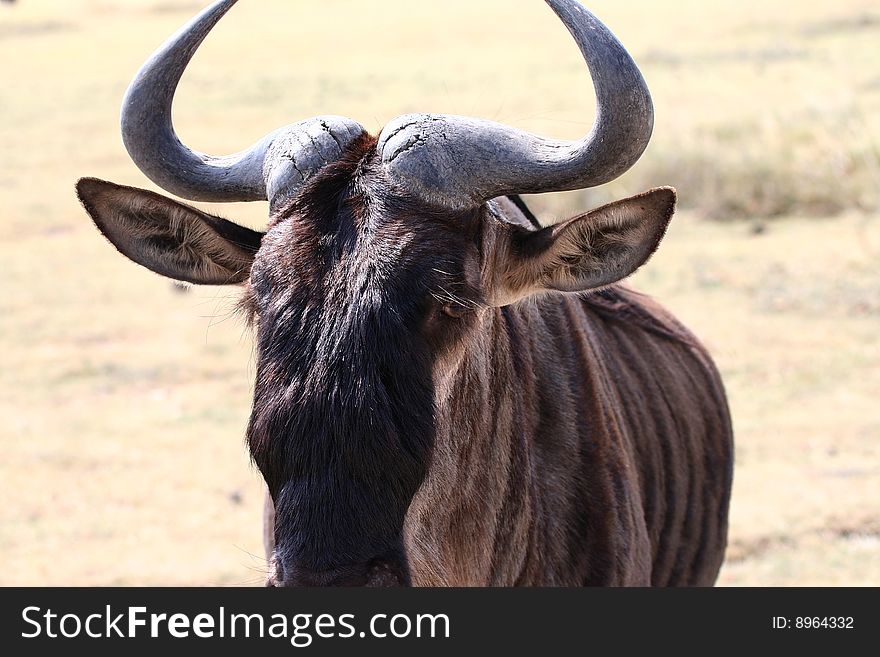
[241,134,482,585]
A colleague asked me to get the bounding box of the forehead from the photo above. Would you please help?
[252,149,482,297]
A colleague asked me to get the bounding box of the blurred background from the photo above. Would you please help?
[1,0,878,585]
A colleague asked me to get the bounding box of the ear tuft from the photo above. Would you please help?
[632,186,676,234]
[546,186,676,293]
[76,177,263,285]
[495,187,677,303]
[647,186,677,213]
[76,177,110,203]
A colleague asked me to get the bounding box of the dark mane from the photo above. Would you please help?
[244,131,446,582]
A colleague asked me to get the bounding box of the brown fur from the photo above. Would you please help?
[406,275,732,585]
[78,135,733,587]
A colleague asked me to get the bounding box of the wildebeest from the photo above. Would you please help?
[76,0,733,586]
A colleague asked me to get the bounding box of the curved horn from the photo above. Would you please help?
[121,0,364,206]
[376,0,654,212]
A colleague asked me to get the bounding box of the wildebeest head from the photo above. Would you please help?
[77,0,675,586]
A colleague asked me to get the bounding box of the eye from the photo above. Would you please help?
[441,303,469,319]
[428,282,481,323]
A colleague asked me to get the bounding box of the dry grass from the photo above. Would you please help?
[0,0,878,586]
[636,214,880,585]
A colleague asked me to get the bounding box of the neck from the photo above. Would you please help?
[405,296,657,586]
[404,306,537,585]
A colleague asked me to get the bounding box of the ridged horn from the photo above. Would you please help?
[377,0,654,215]
[120,0,364,207]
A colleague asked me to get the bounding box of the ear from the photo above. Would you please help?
[76,178,263,285]
[494,187,676,304]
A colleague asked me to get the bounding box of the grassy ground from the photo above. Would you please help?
[1,0,878,585]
